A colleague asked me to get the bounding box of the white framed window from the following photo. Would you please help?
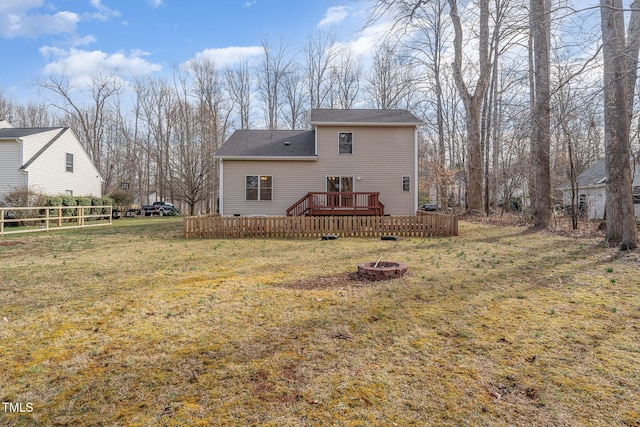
[338,132,353,154]
[402,176,411,192]
[65,190,73,196]
[65,153,74,172]
[246,175,272,201]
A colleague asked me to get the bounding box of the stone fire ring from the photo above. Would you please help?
[357,261,408,281]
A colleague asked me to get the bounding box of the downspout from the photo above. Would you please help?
[414,126,419,213]
[219,160,224,216]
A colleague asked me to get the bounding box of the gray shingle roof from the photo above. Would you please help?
[215,130,316,158]
[0,127,62,138]
[310,109,422,125]
[559,158,640,189]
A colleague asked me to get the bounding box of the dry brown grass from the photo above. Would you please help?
[0,216,639,426]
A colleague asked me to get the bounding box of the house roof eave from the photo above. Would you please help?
[310,121,423,127]
[215,155,318,161]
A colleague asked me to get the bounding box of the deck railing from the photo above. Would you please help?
[286,192,385,216]
[184,213,458,239]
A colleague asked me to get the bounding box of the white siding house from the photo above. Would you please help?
[0,121,102,199]
[558,159,640,219]
[215,109,422,216]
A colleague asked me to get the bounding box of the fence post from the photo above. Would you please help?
[0,209,3,236]
[46,208,50,232]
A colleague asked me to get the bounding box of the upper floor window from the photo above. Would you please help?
[402,176,411,192]
[246,175,272,201]
[339,132,353,154]
[65,153,74,172]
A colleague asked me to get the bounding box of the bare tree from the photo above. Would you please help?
[448,0,492,213]
[37,71,123,193]
[172,69,209,215]
[282,67,309,129]
[225,60,253,130]
[189,58,231,213]
[367,40,416,109]
[600,0,639,249]
[305,32,339,110]
[332,48,363,109]
[529,0,552,227]
[138,77,176,201]
[258,36,294,130]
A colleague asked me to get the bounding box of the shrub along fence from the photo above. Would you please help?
[0,205,113,236]
[184,213,458,239]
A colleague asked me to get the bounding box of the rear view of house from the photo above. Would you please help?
[214,109,422,216]
[0,120,102,199]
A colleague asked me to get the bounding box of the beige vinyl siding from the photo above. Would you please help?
[0,141,27,198]
[222,160,324,216]
[24,131,102,197]
[221,125,417,216]
[315,126,416,215]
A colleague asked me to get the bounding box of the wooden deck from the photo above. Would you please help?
[286,192,385,216]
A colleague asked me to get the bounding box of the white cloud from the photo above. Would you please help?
[332,21,389,58]
[0,0,43,14]
[147,0,164,9]
[40,46,162,77]
[188,46,263,68]
[0,9,79,38]
[317,6,349,29]
[89,0,120,21]
[243,1,257,8]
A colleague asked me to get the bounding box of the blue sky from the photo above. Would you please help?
[1,0,382,103]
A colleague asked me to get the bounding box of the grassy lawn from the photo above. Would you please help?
[1,217,639,426]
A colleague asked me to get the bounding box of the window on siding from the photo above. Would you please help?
[65,190,73,196]
[402,176,411,192]
[338,132,353,154]
[246,175,272,201]
[65,153,74,172]
[578,194,586,213]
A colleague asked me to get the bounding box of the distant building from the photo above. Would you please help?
[0,121,102,199]
[558,159,640,219]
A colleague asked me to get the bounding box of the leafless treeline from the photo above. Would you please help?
[0,0,637,234]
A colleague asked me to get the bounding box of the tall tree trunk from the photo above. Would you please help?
[448,0,491,213]
[530,0,551,228]
[600,0,639,250]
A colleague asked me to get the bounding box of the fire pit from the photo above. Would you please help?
[357,261,408,281]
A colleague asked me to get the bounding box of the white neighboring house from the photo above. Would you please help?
[0,120,102,200]
[558,158,640,219]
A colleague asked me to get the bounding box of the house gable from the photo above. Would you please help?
[0,125,102,198]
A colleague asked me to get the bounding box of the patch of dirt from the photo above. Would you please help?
[278,272,407,290]
[610,251,640,265]
[0,240,28,247]
[463,210,609,239]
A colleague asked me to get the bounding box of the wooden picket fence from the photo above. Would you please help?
[183,213,458,239]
